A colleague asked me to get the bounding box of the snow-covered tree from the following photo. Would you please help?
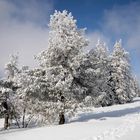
[5,55,19,80]
[1,55,40,128]
[92,40,115,106]
[36,10,88,124]
[75,39,112,106]
[131,76,140,97]
[110,40,133,104]
[0,55,20,129]
[13,66,39,127]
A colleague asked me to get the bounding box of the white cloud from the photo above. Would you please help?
[86,31,111,52]
[87,1,140,51]
[0,0,53,76]
[103,2,140,52]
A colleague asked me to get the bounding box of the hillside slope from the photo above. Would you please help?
[1,98,140,140]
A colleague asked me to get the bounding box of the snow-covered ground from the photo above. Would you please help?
[1,98,140,140]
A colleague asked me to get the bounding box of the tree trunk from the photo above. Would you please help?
[22,108,26,128]
[59,112,65,125]
[2,101,10,129]
[4,111,9,129]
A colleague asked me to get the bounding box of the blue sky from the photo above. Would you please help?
[54,0,136,30]
[0,0,140,82]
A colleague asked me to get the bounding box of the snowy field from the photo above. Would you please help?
[1,98,140,140]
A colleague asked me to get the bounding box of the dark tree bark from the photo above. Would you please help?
[4,111,9,129]
[2,102,8,110]
[58,95,65,125]
[22,108,26,128]
[59,112,65,125]
[2,101,10,129]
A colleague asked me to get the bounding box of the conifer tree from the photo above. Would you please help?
[36,10,88,124]
[110,40,133,104]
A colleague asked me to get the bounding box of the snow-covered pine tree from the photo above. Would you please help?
[1,55,40,128]
[36,10,88,124]
[0,84,14,129]
[131,76,140,97]
[78,39,113,107]
[110,40,133,104]
[0,55,20,129]
[5,55,19,81]
[92,40,115,106]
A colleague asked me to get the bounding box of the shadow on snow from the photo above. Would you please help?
[70,106,140,123]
